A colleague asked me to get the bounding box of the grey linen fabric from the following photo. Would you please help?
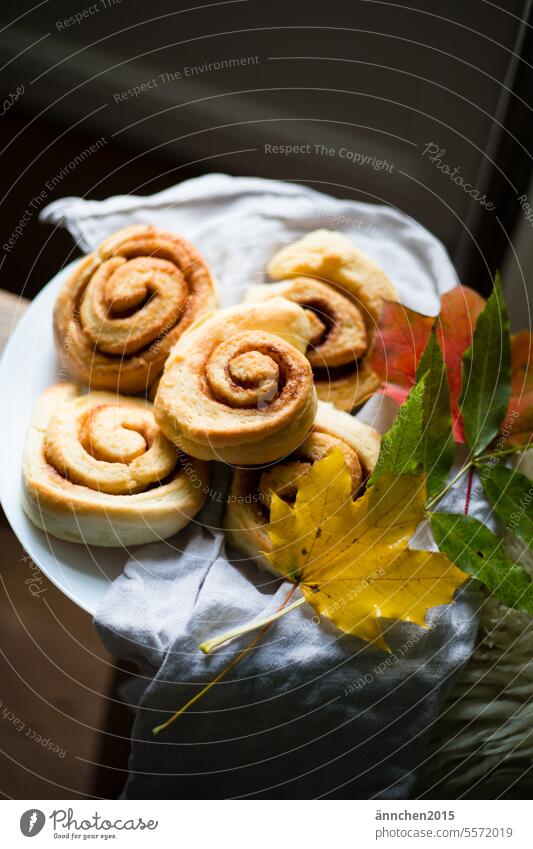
[94,464,477,799]
[43,175,479,798]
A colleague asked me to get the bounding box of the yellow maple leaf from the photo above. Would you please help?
[266,447,468,651]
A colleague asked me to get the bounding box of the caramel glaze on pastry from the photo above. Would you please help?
[246,229,396,410]
[53,226,217,394]
[223,400,381,572]
[154,298,318,465]
[22,383,208,546]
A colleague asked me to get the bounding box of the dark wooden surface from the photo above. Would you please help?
[0,519,113,798]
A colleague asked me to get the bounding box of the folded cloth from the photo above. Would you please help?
[41,172,457,315]
[43,174,478,798]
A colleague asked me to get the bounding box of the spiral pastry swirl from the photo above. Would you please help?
[22,383,208,546]
[53,226,216,394]
[247,229,396,410]
[154,298,317,464]
[224,401,381,572]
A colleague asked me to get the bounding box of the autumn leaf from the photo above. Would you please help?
[431,512,533,615]
[416,331,454,499]
[371,333,453,500]
[480,464,533,552]
[365,300,434,408]
[435,286,486,431]
[369,283,530,448]
[367,286,485,441]
[505,330,533,446]
[266,448,468,651]
[459,273,511,455]
[370,372,426,485]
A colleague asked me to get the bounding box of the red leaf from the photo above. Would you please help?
[436,286,485,438]
[368,285,486,442]
[366,300,433,402]
[505,330,533,446]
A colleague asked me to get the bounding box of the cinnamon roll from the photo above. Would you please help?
[53,226,216,394]
[223,401,381,570]
[246,229,396,410]
[154,298,317,464]
[22,383,208,546]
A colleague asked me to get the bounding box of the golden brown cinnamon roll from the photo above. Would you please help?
[22,383,208,546]
[154,298,317,464]
[223,401,380,570]
[53,226,216,394]
[246,229,396,410]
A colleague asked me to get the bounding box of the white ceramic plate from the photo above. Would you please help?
[1,179,458,618]
[0,263,127,617]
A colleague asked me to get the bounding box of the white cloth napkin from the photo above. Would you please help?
[42,174,477,799]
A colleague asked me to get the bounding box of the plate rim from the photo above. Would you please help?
[0,260,115,617]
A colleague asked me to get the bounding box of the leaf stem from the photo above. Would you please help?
[152,584,299,735]
[425,462,473,510]
[152,644,252,735]
[475,444,530,463]
[199,595,306,654]
[425,443,530,511]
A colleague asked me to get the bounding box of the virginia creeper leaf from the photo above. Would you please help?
[430,512,533,615]
[366,300,433,407]
[367,285,485,441]
[267,449,468,651]
[369,373,426,485]
[480,464,533,551]
[459,273,511,455]
[416,331,454,499]
[435,286,485,437]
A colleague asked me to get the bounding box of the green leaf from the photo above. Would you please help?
[369,373,426,484]
[430,512,533,615]
[480,464,533,550]
[416,330,454,499]
[459,272,511,455]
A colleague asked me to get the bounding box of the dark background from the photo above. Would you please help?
[2,0,533,301]
[1,0,533,800]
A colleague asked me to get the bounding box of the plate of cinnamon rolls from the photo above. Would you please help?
[0,221,395,612]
